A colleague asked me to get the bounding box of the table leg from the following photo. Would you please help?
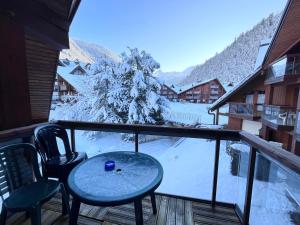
[134,199,144,225]
[150,193,157,214]
[69,199,81,225]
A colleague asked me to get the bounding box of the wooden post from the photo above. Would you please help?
[211,138,221,206]
[70,128,76,152]
[135,132,139,152]
[216,109,219,125]
[242,147,257,225]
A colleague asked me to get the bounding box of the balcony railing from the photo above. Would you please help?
[266,56,300,83]
[0,121,300,225]
[263,105,297,130]
[229,102,262,119]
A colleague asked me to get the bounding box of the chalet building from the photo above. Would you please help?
[52,60,89,102]
[160,84,178,101]
[161,78,226,103]
[210,1,300,155]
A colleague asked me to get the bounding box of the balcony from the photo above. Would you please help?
[228,102,262,120]
[0,121,300,225]
[265,55,300,85]
[262,105,297,131]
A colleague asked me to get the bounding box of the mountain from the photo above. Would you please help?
[60,39,120,63]
[180,13,282,85]
[154,66,196,85]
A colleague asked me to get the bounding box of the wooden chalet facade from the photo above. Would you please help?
[161,78,226,103]
[0,0,80,129]
[53,60,89,102]
[210,0,300,154]
[160,84,178,101]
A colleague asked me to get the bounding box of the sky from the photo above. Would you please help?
[70,0,287,72]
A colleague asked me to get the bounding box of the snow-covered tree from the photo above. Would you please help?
[118,48,169,124]
[89,57,123,123]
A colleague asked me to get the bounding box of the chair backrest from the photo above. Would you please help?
[0,143,41,198]
[34,124,73,162]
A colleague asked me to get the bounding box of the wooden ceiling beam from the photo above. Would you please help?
[1,0,72,50]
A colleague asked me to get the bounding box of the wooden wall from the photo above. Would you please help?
[25,34,59,121]
[264,0,300,66]
[227,117,242,130]
[0,15,32,129]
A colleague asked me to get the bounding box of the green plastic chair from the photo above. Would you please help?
[0,143,70,225]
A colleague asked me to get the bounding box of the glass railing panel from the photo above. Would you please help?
[263,106,297,126]
[229,103,256,116]
[216,141,250,213]
[267,56,300,80]
[250,152,300,225]
[296,111,300,134]
[139,135,215,200]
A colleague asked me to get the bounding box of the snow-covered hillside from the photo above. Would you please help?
[154,66,195,85]
[180,13,282,85]
[60,39,120,63]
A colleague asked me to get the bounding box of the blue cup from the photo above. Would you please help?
[105,160,115,171]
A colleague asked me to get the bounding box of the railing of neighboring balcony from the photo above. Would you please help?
[263,105,297,131]
[229,102,262,119]
[266,55,300,84]
[295,110,300,141]
[0,121,300,225]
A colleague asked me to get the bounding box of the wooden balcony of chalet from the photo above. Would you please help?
[228,103,262,121]
[1,121,300,225]
[5,194,240,225]
[262,105,297,131]
[265,54,300,85]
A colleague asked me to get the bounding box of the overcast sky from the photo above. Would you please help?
[70,0,287,72]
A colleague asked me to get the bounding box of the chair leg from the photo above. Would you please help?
[150,193,157,214]
[60,183,70,216]
[30,206,41,225]
[0,205,7,225]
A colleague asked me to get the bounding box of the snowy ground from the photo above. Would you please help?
[51,102,299,225]
[164,102,228,125]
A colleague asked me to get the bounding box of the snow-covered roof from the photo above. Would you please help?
[167,78,219,94]
[209,68,262,111]
[254,39,271,70]
[56,63,89,94]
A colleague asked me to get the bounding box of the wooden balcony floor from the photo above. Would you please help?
[7,194,241,225]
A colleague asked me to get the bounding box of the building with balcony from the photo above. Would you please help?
[210,1,300,154]
[161,79,226,104]
[53,60,91,103]
[160,84,178,102]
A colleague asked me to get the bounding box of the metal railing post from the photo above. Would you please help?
[135,132,139,152]
[242,147,257,225]
[70,128,76,152]
[211,138,220,207]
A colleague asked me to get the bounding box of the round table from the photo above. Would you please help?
[68,151,163,225]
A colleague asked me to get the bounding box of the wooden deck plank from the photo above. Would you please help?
[156,196,168,225]
[166,197,176,225]
[175,198,184,225]
[6,194,241,225]
[184,200,194,225]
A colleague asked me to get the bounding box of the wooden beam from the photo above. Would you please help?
[0,15,32,130]
[1,0,70,50]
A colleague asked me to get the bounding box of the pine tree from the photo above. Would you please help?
[118,48,169,124]
[89,57,123,123]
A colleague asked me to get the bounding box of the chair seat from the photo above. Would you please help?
[4,180,60,211]
[44,151,87,179]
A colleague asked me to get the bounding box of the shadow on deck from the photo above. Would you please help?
[7,194,241,225]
